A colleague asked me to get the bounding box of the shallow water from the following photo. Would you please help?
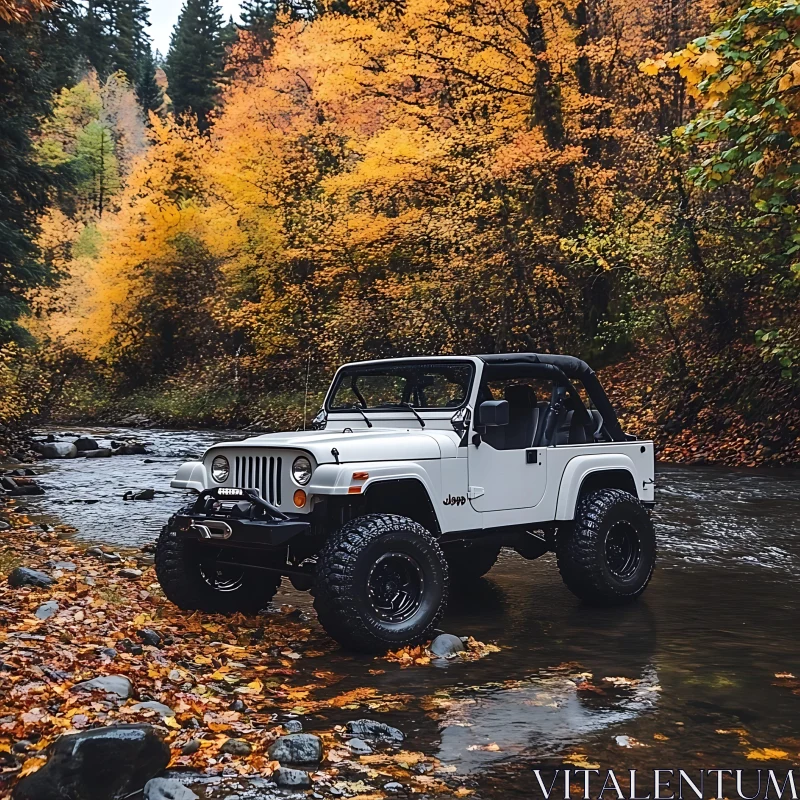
[26,428,800,796]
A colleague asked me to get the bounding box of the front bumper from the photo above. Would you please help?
[169,487,311,548]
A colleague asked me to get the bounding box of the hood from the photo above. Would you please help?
[205,427,460,464]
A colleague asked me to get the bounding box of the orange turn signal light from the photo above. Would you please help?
[293,489,307,507]
[348,486,362,494]
[352,471,369,480]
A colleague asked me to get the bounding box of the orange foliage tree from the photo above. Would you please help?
[43,0,800,446]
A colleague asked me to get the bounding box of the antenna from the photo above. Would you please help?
[302,353,311,430]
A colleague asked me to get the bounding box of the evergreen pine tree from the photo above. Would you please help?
[221,14,238,48]
[166,0,225,131]
[81,0,117,78]
[115,0,151,85]
[81,0,153,85]
[135,45,163,115]
[240,0,275,43]
[0,5,83,342]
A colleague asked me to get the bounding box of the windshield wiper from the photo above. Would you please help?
[349,404,373,428]
[397,402,425,428]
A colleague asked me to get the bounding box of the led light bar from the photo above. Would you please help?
[217,487,243,497]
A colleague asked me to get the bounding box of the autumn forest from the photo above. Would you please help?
[1,0,799,466]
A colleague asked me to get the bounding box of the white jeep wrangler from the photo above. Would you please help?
[157,354,656,652]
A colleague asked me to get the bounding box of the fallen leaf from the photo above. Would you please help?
[746,748,790,761]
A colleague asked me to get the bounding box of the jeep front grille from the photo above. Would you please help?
[234,455,283,506]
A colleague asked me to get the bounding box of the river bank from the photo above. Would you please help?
[2,434,800,798]
[0,506,500,799]
[28,343,800,468]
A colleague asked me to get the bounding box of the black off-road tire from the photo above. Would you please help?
[445,543,501,584]
[314,514,448,653]
[155,528,281,614]
[557,489,656,605]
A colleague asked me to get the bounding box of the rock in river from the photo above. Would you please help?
[84,448,112,458]
[7,567,54,589]
[347,737,373,755]
[73,437,99,452]
[345,719,404,743]
[124,488,155,500]
[41,442,78,459]
[12,724,169,800]
[71,675,134,699]
[268,733,323,765]
[429,633,466,658]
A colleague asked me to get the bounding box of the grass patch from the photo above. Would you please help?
[97,585,126,605]
[0,549,22,577]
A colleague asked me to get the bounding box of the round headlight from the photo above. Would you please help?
[211,455,229,483]
[292,455,312,485]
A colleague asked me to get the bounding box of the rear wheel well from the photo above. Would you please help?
[362,479,440,536]
[578,469,637,503]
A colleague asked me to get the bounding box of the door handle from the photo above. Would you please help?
[526,449,538,464]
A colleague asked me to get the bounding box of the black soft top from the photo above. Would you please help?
[478,353,626,442]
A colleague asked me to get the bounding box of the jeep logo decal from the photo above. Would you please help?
[443,494,466,506]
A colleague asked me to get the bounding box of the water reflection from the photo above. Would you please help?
[434,665,660,771]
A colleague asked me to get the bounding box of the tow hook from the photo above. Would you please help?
[190,520,233,539]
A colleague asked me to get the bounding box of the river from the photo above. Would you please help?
[23,426,800,796]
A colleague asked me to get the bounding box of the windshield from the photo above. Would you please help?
[328,361,474,411]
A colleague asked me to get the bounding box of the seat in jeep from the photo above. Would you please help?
[504,385,546,449]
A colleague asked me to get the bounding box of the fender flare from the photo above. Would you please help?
[308,461,440,526]
[171,461,206,491]
[555,454,639,520]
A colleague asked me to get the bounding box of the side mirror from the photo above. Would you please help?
[478,400,509,427]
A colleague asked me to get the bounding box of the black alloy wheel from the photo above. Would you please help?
[604,521,641,580]
[198,548,246,593]
[366,551,424,622]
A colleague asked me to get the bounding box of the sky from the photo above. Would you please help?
[146,0,243,57]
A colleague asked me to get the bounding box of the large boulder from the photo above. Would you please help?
[73,437,99,452]
[12,724,169,800]
[41,442,78,459]
[267,733,323,765]
[7,567,54,589]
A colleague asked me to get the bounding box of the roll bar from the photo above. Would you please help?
[478,353,628,442]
